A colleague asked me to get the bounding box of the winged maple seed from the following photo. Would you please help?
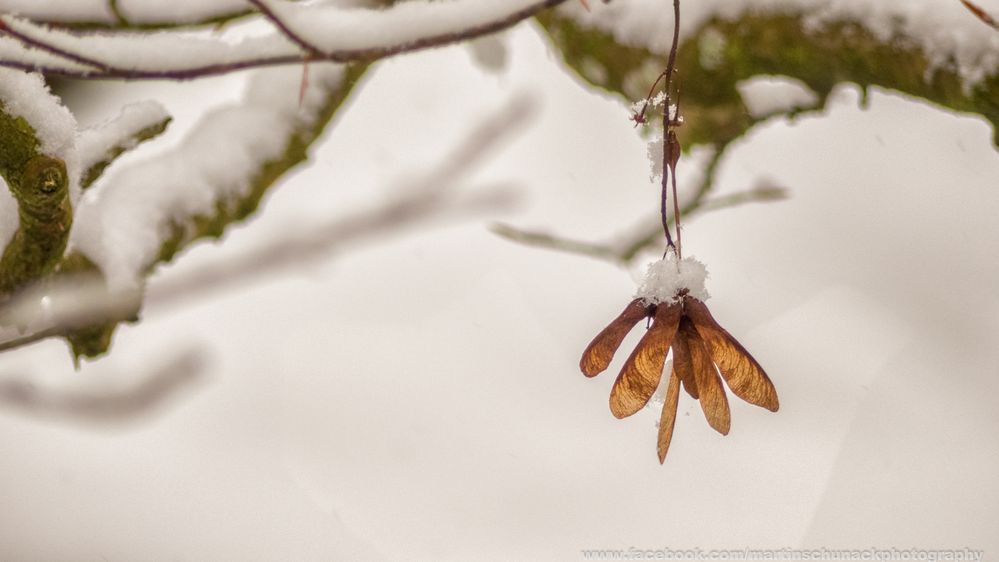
[580,256,778,463]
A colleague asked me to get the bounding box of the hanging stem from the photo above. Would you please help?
[668,98,683,259]
[628,0,684,258]
[661,0,682,255]
[660,117,675,252]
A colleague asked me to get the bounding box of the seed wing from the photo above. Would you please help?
[657,371,682,464]
[685,298,779,412]
[670,325,700,399]
[580,299,649,378]
[681,318,731,435]
[609,303,682,419]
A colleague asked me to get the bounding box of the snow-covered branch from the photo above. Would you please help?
[0,0,569,80]
[0,69,76,297]
[0,0,253,29]
[0,92,534,360]
[77,102,171,190]
[1,0,565,365]
[498,0,999,262]
[542,1,999,144]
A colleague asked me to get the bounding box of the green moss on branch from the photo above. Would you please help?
[61,62,371,362]
[537,11,999,148]
[0,104,73,299]
[80,116,172,190]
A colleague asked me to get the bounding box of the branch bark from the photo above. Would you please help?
[0,1,570,80]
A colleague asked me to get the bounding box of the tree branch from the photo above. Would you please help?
[0,1,570,81]
[78,104,172,190]
[0,18,111,72]
[247,0,323,56]
[960,0,999,30]
[0,94,535,358]
[0,348,206,423]
[492,183,787,264]
[538,8,999,146]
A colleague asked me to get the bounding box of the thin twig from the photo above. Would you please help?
[0,326,63,354]
[247,0,324,56]
[658,0,682,254]
[0,18,111,71]
[492,183,788,264]
[960,0,999,30]
[663,0,681,103]
[0,0,568,81]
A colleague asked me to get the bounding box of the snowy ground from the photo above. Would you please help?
[1,17,998,562]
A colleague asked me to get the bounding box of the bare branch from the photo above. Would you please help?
[0,349,206,423]
[0,326,63,354]
[78,104,172,190]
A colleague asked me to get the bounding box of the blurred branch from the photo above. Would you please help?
[538,7,999,147]
[79,106,172,190]
[6,4,256,31]
[55,62,371,362]
[616,180,788,263]
[0,348,206,423]
[0,95,536,356]
[493,182,787,264]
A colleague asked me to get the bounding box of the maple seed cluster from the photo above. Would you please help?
[580,290,779,463]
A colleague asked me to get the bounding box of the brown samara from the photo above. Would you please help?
[580,293,778,463]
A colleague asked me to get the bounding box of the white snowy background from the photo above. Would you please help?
[1,2,998,560]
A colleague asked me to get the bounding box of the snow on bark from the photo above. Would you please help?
[559,0,999,88]
[0,68,76,161]
[68,64,346,292]
[736,75,820,118]
[0,1,561,77]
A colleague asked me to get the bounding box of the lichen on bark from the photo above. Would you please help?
[80,116,172,190]
[0,105,73,299]
[536,11,999,148]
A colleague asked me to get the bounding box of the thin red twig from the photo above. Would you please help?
[960,0,999,30]
[247,0,324,56]
[0,18,110,72]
